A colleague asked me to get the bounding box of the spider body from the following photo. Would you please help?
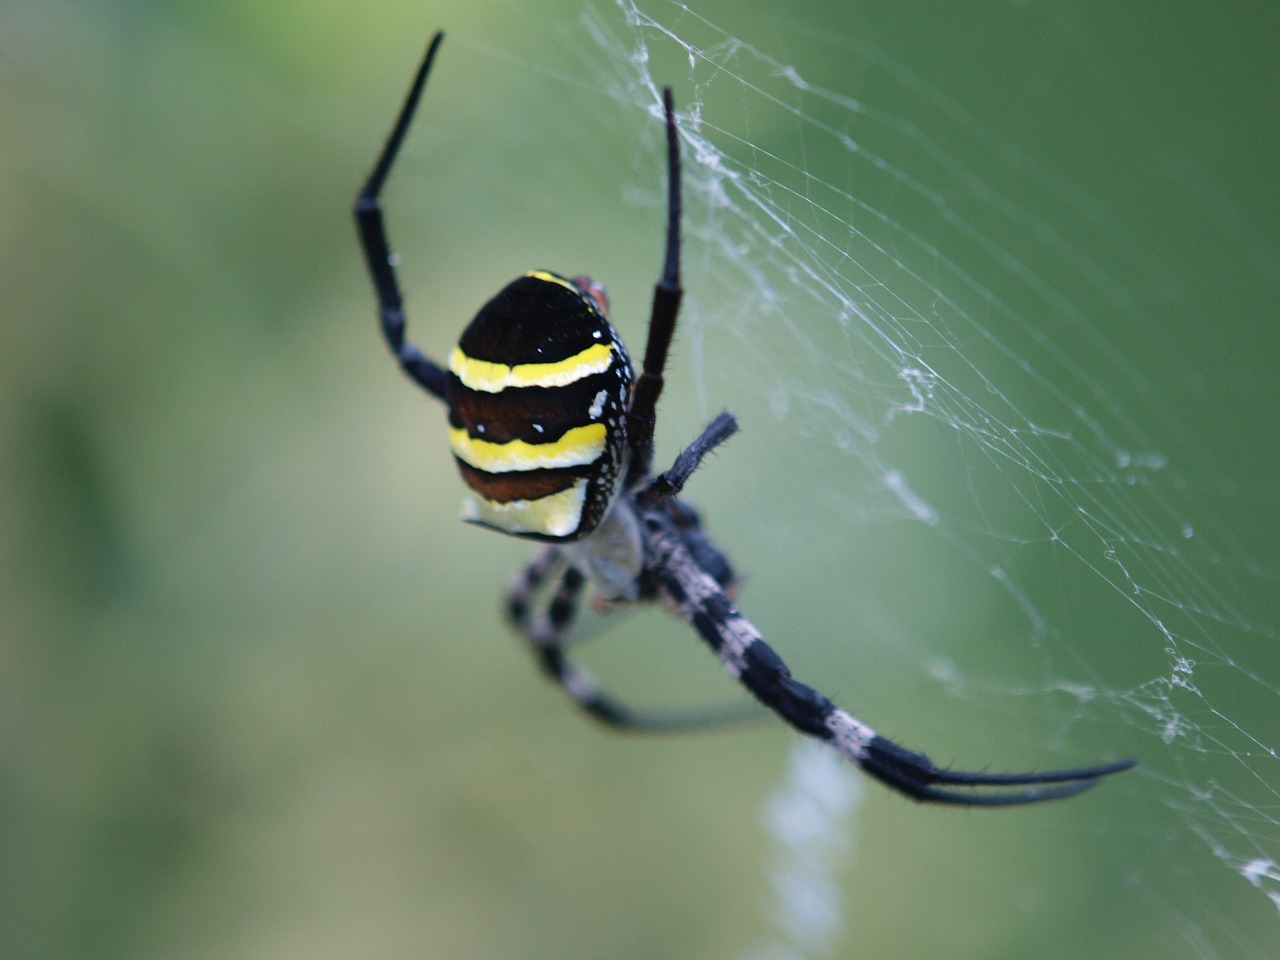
[446,270,633,541]
[355,32,1135,805]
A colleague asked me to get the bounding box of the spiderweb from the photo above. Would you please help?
[498,2,1279,957]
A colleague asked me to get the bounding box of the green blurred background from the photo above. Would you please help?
[3,0,1278,958]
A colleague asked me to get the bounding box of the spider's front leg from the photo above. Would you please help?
[505,545,573,644]
[641,512,1135,806]
[504,546,760,733]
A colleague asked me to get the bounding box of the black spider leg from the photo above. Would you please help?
[505,543,762,732]
[638,413,741,589]
[857,739,1136,806]
[642,512,1136,806]
[354,31,449,399]
[638,411,737,505]
[627,86,684,484]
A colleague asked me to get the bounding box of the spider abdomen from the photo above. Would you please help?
[445,270,634,541]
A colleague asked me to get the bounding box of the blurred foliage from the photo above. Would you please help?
[2,1,1278,959]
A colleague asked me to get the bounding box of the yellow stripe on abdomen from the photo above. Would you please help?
[449,342,613,393]
[460,478,588,539]
[449,422,606,473]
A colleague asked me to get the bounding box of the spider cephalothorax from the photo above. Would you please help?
[354,31,1135,805]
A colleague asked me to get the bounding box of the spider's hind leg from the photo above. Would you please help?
[354,31,449,399]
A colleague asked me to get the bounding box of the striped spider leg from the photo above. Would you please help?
[503,529,761,733]
[635,424,1136,804]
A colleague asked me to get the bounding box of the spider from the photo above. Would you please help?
[353,32,1135,806]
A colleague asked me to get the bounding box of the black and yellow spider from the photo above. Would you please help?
[354,33,1134,805]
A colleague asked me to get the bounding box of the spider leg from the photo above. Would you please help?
[627,86,684,483]
[638,412,738,505]
[858,739,1136,806]
[504,549,762,732]
[638,414,740,591]
[642,513,1136,806]
[354,31,449,399]
[669,499,738,593]
[505,545,565,632]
